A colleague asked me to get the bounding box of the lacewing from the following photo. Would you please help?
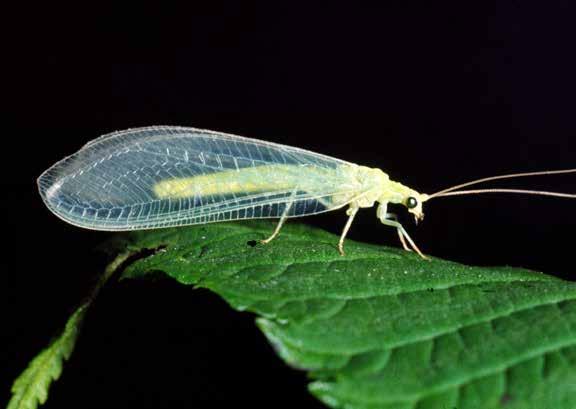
[38,126,576,258]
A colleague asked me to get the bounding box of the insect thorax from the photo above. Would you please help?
[347,166,390,208]
[343,165,416,210]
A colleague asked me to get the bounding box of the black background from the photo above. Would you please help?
[3,2,576,408]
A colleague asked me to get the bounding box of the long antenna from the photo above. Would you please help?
[430,188,576,199]
[426,168,576,200]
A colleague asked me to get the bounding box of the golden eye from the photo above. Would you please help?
[406,196,418,209]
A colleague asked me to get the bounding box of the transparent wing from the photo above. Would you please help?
[38,126,363,230]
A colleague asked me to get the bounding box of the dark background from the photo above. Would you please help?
[3,2,575,408]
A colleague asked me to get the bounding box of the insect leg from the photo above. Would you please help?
[261,201,294,244]
[338,204,359,256]
[376,202,409,251]
[380,217,428,259]
[387,213,411,251]
[377,202,420,254]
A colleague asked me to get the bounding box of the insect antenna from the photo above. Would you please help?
[428,188,576,199]
[424,168,576,201]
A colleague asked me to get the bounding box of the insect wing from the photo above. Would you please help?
[38,126,360,230]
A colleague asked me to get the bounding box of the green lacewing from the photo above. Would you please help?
[38,126,576,258]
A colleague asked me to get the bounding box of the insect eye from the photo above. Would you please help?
[406,196,418,209]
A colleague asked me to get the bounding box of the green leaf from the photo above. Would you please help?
[7,304,88,409]
[7,252,129,409]
[115,221,576,408]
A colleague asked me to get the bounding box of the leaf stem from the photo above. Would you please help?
[7,250,132,409]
